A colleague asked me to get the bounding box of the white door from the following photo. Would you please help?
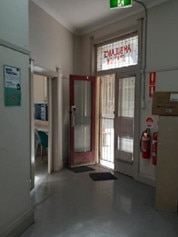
[114,73,139,177]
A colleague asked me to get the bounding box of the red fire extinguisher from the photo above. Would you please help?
[152,132,158,165]
[140,128,151,159]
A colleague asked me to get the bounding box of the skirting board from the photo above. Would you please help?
[135,174,155,187]
[0,209,34,237]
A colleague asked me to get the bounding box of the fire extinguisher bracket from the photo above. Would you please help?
[152,132,158,166]
[140,128,151,159]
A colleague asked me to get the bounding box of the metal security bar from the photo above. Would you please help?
[117,76,135,162]
[100,74,115,169]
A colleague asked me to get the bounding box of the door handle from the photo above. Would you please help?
[71,105,76,127]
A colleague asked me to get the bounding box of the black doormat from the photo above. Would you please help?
[89,172,117,181]
[69,166,95,173]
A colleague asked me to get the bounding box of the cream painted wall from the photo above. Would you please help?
[29,2,74,76]
[147,0,178,71]
[77,0,178,183]
[0,1,33,236]
[34,75,48,103]
[29,2,74,162]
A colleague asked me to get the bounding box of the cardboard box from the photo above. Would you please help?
[152,91,178,116]
[155,116,178,212]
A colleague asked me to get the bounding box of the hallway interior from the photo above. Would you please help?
[21,164,178,237]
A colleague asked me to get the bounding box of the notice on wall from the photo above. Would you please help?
[145,117,154,128]
[3,65,21,106]
[170,93,178,102]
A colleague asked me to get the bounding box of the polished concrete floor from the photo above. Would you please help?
[20,159,178,237]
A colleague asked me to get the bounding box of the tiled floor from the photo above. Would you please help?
[20,162,178,237]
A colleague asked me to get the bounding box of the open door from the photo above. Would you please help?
[114,74,136,177]
[69,75,96,167]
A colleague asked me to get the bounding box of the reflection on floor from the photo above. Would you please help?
[35,155,48,184]
[21,165,178,237]
[31,155,48,208]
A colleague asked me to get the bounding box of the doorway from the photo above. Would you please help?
[96,33,140,177]
[114,74,137,177]
[33,74,48,186]
[69,74,96,167]
[99,74,115,169]
[30,64,62,189]
[99,71,140,177]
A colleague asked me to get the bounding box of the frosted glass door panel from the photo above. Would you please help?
[74,81,91,152]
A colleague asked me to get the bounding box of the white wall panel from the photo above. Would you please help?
[0,46,32,235]
[0,0,29,49]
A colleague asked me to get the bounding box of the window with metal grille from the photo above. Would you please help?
[101,75,115,118]
[118,77,135,117]
[97,35,138,71]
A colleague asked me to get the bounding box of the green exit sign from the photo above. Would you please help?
[110,0,132,9]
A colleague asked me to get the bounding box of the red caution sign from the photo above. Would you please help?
[149,72,156,85]
[149,72,156,98]
[149,85,156,98]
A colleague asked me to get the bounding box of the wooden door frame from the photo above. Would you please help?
[69,74,96,167]
[30,61,62,189]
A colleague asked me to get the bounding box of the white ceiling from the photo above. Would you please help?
[31,0,168,35]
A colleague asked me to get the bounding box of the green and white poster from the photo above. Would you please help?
[4,65,21,106]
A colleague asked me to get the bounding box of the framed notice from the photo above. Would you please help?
[3,65,21,106]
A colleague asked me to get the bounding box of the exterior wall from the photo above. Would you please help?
[0,1,33,236]
[76,0,178,183]
[29,1,74,162]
